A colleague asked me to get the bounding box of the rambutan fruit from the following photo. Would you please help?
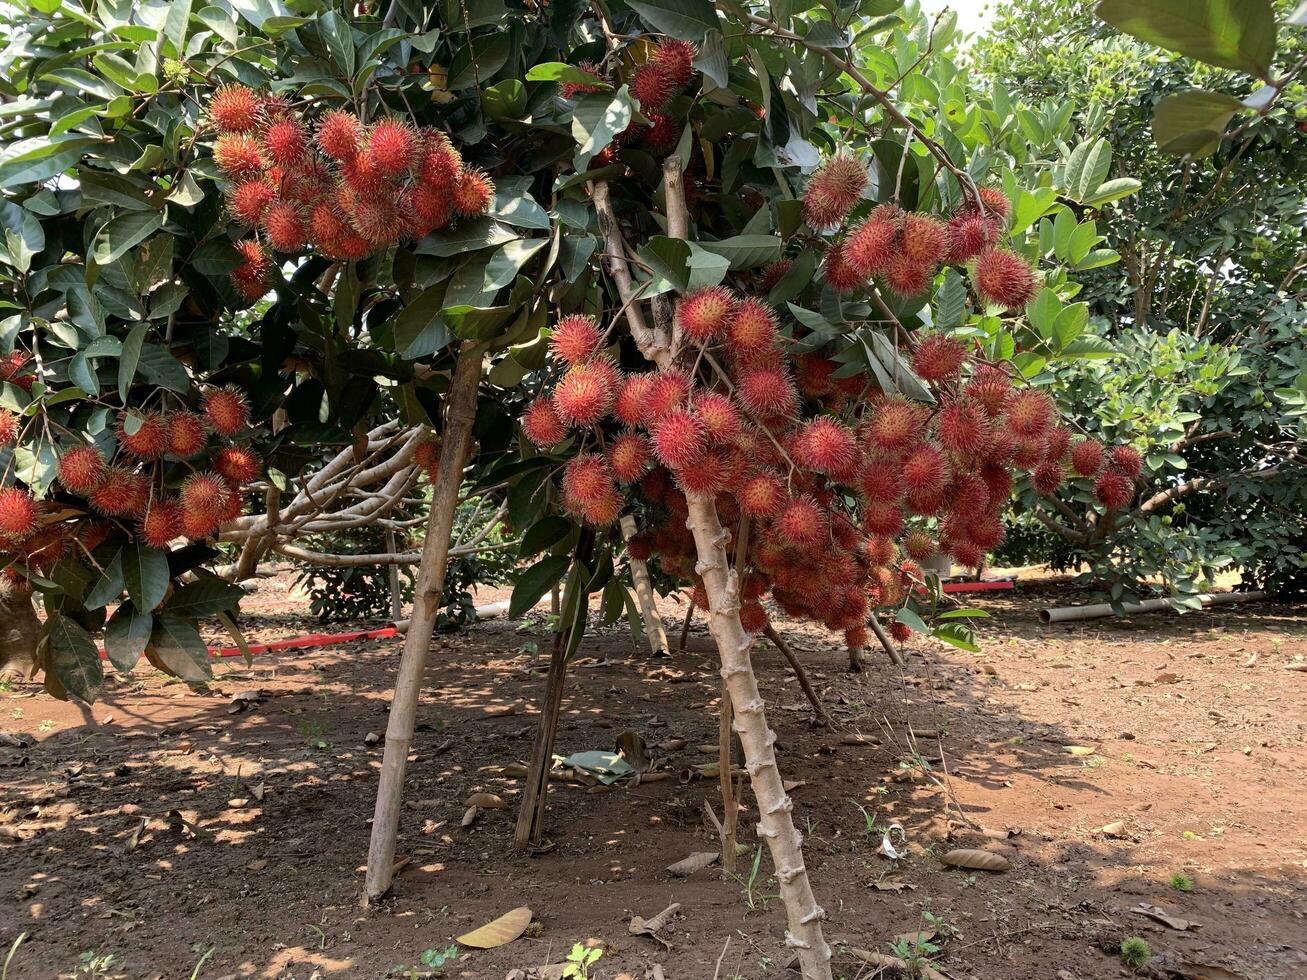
[582,488,621,526]
[308,202,349,250]
[867,534,897,566]
[803,154,867,228]
[139,501,181,549]
[607,432,651,483]
[164,412,207,459]
[912,334,967,382]
[234,237,270,273]
[758,259,792,294]
[793,354,837,399]
[349,198,405,245]
[228,179,275,225]
[613,373,654,427]
[560,62,606,99]
[208,85,260,132]
[936,399,990,458]
[118,412,169,460]
[1005,389,1054,439]
[627,531,653,561]
[0,488,38,538]
[865,396,926,452]
[180,473,231,533]
[844,215,898,276]
[553,364,613,428]
[419,139,462,192]
[551,314,602,365]
[965,363,1011,416]
[406,184,453,234]
[774,495,828,550]
[888,619,913,643]
[644,370,692,423]
[675,448,728,497]
[1043,425,1072,464]
[676,286,735,344]
[643,113,680,153]
[902,444,949,497]
[631,62,675,110]
[0,408,18,445]
[262,200,306,252]
[563,454,614,506]
[739,600,769,633]
[453,168,494,216]
[414,436,441,476]
[693,392,742,444]
[57,445,107,495]
[901,213,948,266]
[214,446,262,485]
[904,530,937,561]
[89,467,149,517]
[823,243,865,294]
[1033,460,1064,496]
[883,253,933,297]
[368,119,415,175]
[652,38,696,86]
[976,186,1011,222]
[967,513,1005,550]
[640,467,672,505]
[739,471,786,518]
[1011,437,1045,470]
[948,472,990,518]
[945,212,997,263]
[737,365,796,419]
[262,117,306,166]
[724,299,779,358]
[858,458,902,503]
[317,110,361,160]
[975,248,1037,309]
[979,462,1014,504]
[864,500,904,537]
[1070,438,1104,477]
[1108,444,1143,478]
[652,409,706,470]
[212,133,263,176]
[204,387,250,436]
[795,417,857,477]
[522,398,567,447]
[948,538,985,569]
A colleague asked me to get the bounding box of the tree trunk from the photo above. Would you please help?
[365,342,484,902]
[868,615,904,667]
[0,588,40,682]
[679,598,695,651]
[620,514,668,656]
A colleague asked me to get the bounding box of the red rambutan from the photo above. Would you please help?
[262,117,306,166]
[631,63,675,110]
[415,436,441,476]
[863,500,904,537]
[739,471,786,518]
[0,408,18,445]
[1005,389,1054,439]
[563,454,614,506]
[1043,425,1072,464]
[419,139,463,192]
[118,412,169,460]
[948,538,985,569]
[858,458,902,503]
[737,366,796,419]
[1108,444,1143,478]
[368,119,415,175]
[551,314,602,365]
[946,213,998,263]
[739,600,769,634]
[1071,438,1104,476]
[883,253,933,297]
[676,286,735,344]
[823,243,865,293]
[317,110,361,160]
[652,409,706,470]
[139,501,181,549]
[208,85,260,133]
[975,248,1037,309]
[652,38,696,86]
[643,113,680,153]
[553,364,613,428]
[58,446,107,494]
[627,531,653,561]
[844,215,897,276]
[936,399,990,458]
[560,62,607,99]
[262,200,306,252]
[902,444,949,497]
[212,133,263,176]
[888,619,913,643]
[976,186,1011,222]
[522,398,567,447]
[214,446,262,485]
[901,213,948,266]
[803,154,867,228]
[1033,460,1064,496]
[89,467,149,517]
[453,169,494,216]
[675,448,729,497]
[774,495,828,550]
[904,530,937,561]
[644,370,692,422]
[693,392,742,444]
[180,473,231,532]
[865,396,925,452]
[0,488,38,538]
[724,299,779,358]
[582,488,621,526]
[613,373,654,427]
[967,513,1006,550]
[912,334,967,382]
[948,472,990,518]
[165,412,208,459]
[228,179,275,225]
[795,417,857,477]
[758,259,792,294]
[204,387,250,437]
[965,363,1011,416]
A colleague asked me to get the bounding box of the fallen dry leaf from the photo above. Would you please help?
[1096,820,1128,838]
[1063,745,1098,757]
[456,905,532,949]
[1131,902,1199,931]
[461,805,479,828]
[870,880,915,892]
[464,792,506,809]
[666,851,719,877]
[893,928,937,946]
[942,848,1011,872]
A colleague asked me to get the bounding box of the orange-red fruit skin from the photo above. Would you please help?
[209,85,260,132]
[58,446,107,494]
[204,388,250,437]
[0,488,38,538]
[522,398,567,447]
[214,446,262,485]
[975,248,1037,309]
[550,315,602,365]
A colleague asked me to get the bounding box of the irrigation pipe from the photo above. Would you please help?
[1040,590,1267,625]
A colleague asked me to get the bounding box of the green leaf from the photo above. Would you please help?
[1063,137,1112,202]
[166,579,245,618]
[481,79,527,120]
[483,239,548,290]
[442,304,516,342]
[85,547,126,610]
[317,10,356,76]
[510,554,571,619]
[638,236,691,293]
[490,179,550,230]
[1074,248,1122,271]
[448,32,511,89]
[392,286,452,359]
[47,614,104,703]
[122,543,170,612]
[104,602,152,673]
[1080,177,1142,208]
[934,269,967,327]
[118,322,148,401]
[572,88,635,171]
[696,235,782,271]
[1094,0,1277,77]
[938,608,991,620]
[893,607,929,634]
[149,616,213,684]
[627,0,720,39]
[1026,288,1061,339]
[216,610,253,666]
[1152,89,1243,157]
[932,622,981,653]
[0,135,98,188]
[519,515,573,558]
[0,200,45,273]
[525,62,612,89]
[91,212,165,266]
[1053,302,1089,349]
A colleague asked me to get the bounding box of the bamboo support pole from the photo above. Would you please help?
[764,625,830,726]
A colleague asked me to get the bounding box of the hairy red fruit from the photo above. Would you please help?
[652,409,706,470]
[795,417,857,477]
[627,531,654,561]
[737,365,796,419]
[803,154,867,228]
[693,392,742,444]
[793,354,837,398]
[863,500,904,537]
[1071,438,1105,476]
[844,625,868,649]
[904,530,938,561]
[262,200,306,252]
[89,467,149,518]
[645,370,692,422]
[0,408,18,445]
[740,471,786,518]
[453,169,494,216]
[419,140,462,193]
[975,248,1037,309]
[976,186,1012,222]
[209,85,261,132]
[368,119,415,175]
[883,253,933,297]
[979,462,1014,504]
[901,213,948,266]
[560,62,606,99]
[823,243,865,293]
[844,215,897,276]
[1011,436,1045,470]
[204,387,251,437]
[653,38,695,86]
[949,472,991,519]
[317,110,361,159]
[553,364,613,428]
[56,445,107,494]
[739,600,769,634]
[551,314,602,365]
[676,286,734,343]
[414,436,441,476]
[858,458,902,503]
[232,240,272,300]
[865,396,925,452]
[139,501,181,549]
[308,202,349,249]
[213,133,263,176]
[865,534,896,566]
[563,454,614,506]
[948,538,985,569]
[214,446,262,485]
[1043,425,1072,464]
[0,488,38,538]
[118,412,169,460]
[885,619,910,644]
[758,259,792,294]
[725,299,779,358]
[1005,389,1054,439]
[967,514,1006,550]
[965,363,1011,416]
[946,213,998,263]
[915,334,968,382]
[1033,460,1065,496]
[631,62,675,110]
[581,488,621,526]
[902,444,949,497]
[522,398,566,447]
[606,432,652,484]
[228,179,275,225]
[775,495,827,550]
[643,113,680,153]
[180,473,231,530]
[1108,444,1143,478]
[163,413,205,460]
[262,117,306,166]
[610,373,652,427]
[675,448,728,496]
[936,399,990,458]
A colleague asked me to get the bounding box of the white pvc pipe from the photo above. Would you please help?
[1040,590,1266,625]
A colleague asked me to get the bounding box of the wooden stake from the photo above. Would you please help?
[385,528,403,622]
[364,342,484,902]
[620,514,669,656]
[679,598,695,651]
[718,675,736,875]
[763,624,830,727]
[868,614,904,667]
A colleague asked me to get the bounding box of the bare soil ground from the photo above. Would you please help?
[2,572,1305,980]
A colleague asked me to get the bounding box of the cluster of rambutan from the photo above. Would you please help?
[0,350,34,393]
[521,287,1136,649]
[0,387,263,593]
[206,85,493,300]
[802,157,1038,310]
[559,39,696,162]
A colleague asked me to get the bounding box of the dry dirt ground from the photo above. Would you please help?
[1,573,1305,980]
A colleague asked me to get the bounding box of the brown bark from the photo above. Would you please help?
[764,624,830,725]
[0,588,40,682]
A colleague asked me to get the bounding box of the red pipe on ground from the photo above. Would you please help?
[96,625,401,661]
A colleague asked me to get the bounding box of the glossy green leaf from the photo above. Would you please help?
[1095,0,1276,77]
